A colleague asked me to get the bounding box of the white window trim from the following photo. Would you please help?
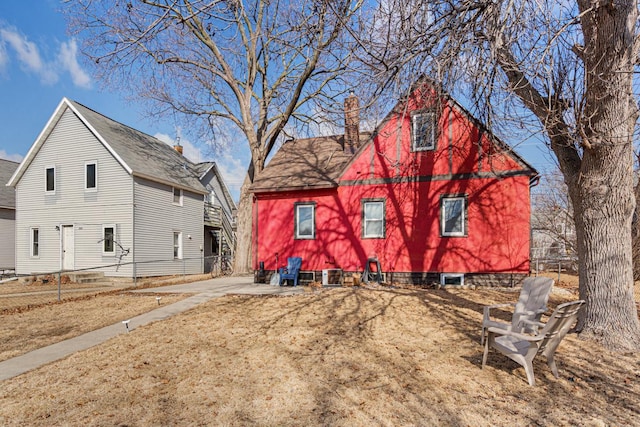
[85,161,98,192]
[412,111,436,151]
[30,227,40,258]
[441,196,466,237]
[440,273,464,287]
[45,165,56,194]
[172,187,183,206]
[173,231,183,259]
[363,200,385,238]
[295,203,315,240]
[102,224,116,256]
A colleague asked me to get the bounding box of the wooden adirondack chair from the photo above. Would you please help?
[279,257,302,287]
[481,277,554,345]
[482,300,585,386]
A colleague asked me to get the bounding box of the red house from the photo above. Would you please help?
[251,80,537,286]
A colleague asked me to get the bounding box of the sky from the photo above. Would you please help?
[0,1,557,202]
[0,0,248,200]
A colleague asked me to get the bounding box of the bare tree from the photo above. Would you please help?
[65,0,364,273]
[356,0,640,350]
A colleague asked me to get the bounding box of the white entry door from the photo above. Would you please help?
[61,225,75,271]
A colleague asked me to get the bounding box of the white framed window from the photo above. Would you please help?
[441,195,467,237]
[85,161,97,191]
[173,231,183,259]
[363,199,385,238]
[294,202,315,239]
[173,187,183,206]
[412,111,437,151]
[30,227,39,258]
[102,224,116,255]
[441,273,464,286]
[45,166,56,193]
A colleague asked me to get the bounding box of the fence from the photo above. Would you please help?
[0,255,233,313]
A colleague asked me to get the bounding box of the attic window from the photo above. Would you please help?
[412,111,437,151]
[85,162,97,191]
[45,166,55,193]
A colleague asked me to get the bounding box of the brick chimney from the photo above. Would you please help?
[173,137,183,155]
[344,92,360,154]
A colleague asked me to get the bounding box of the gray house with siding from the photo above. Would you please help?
[7,98,216,277]
[0,158,19,271]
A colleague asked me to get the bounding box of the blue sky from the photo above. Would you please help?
[0,0,248,200]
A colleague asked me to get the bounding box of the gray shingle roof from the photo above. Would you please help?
[68,101,207,194]
[0,159,19,209]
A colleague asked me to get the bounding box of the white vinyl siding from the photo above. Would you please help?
[134,176,203,276]
[14,108,133,276]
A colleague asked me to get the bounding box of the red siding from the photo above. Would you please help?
[254,177,531,275]
[253,85,533,277]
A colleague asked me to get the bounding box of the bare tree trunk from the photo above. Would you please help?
[570,148,640,350]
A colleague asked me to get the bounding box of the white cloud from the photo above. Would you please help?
[0,149,24,163]
[59,39,91,88]
[0,40,8,73]
[0,27,57,84]
[0,26,91,88]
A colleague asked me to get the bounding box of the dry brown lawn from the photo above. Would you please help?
[0,274,639,426]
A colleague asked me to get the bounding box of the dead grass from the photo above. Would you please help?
[0,292,185,362]
[0,280,638,426]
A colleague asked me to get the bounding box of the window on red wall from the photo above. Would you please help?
[440,195,467,237]
[411,110,437,151]
[295,202,316,239]
[362,199,385,238]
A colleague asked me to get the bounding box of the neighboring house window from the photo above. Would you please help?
[45,166,55,193]
[412,111,437,151]
[103,224,116,255]
[209,191,216,205]
[441,195,467,237]
[85,162,97,191]
[362,199,385,238]
[173,231,183,259]
[441,273,464,286]
[30,227,39,258]
[173,187,183,205]
[294,202,316,239]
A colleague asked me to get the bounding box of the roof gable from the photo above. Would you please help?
[196,161,237,209]
[8,98,207,194]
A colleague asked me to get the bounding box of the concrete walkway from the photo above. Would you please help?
[0,275,303,381]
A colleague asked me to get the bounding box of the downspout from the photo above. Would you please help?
[132,177,137,284]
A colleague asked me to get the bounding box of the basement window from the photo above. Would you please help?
[441,273,464,287]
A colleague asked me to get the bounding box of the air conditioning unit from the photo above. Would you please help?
[322,269,342,286]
